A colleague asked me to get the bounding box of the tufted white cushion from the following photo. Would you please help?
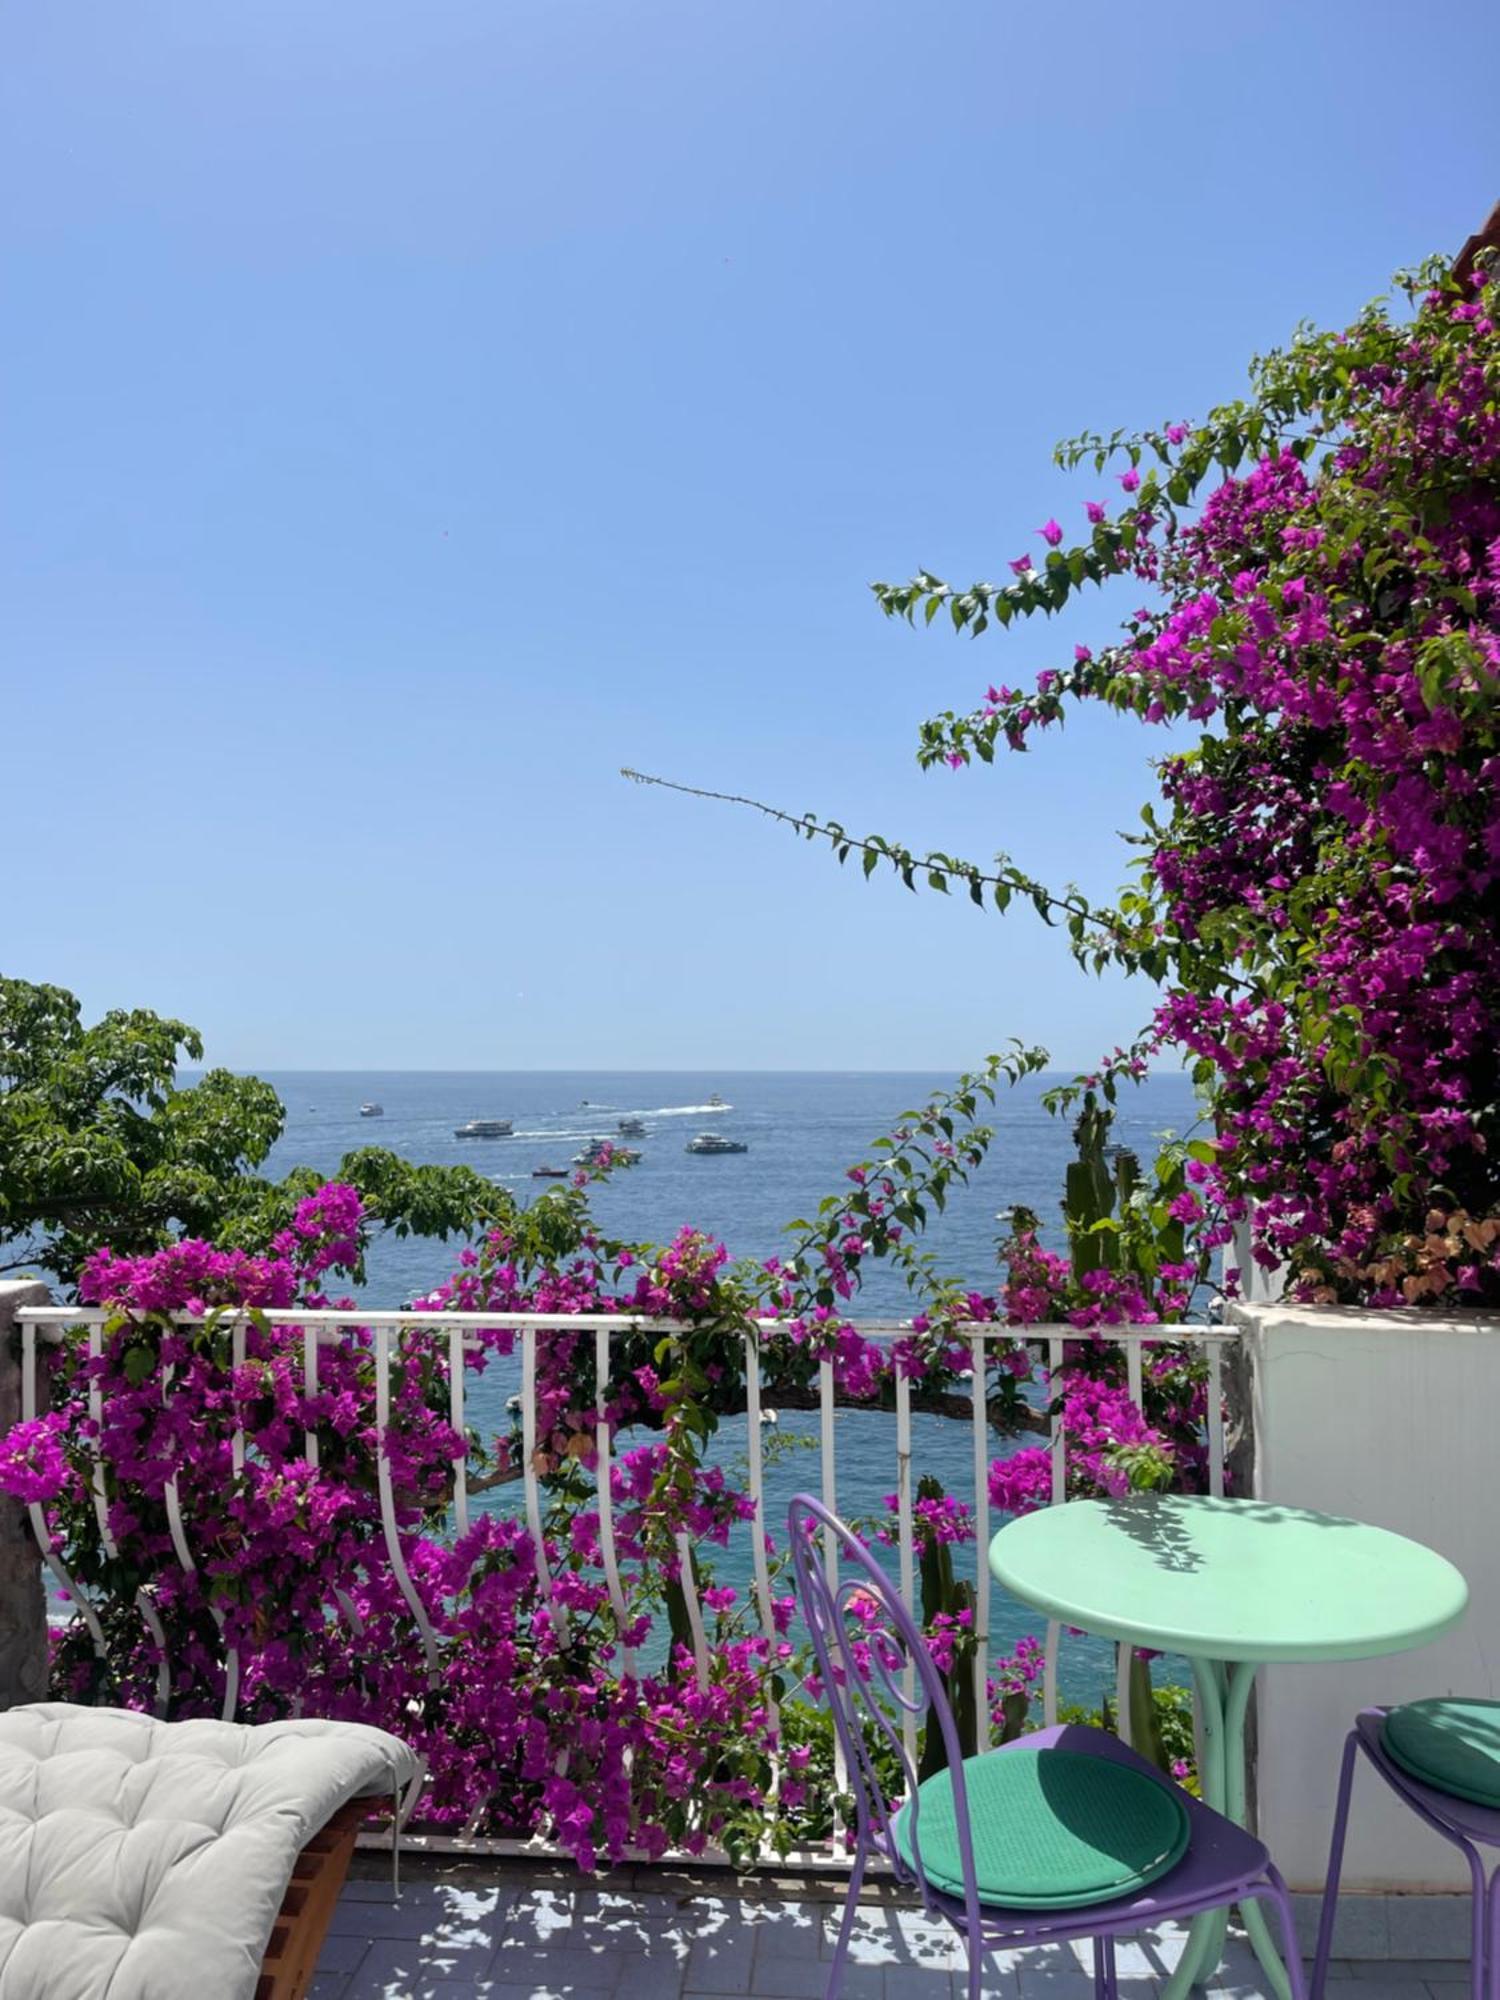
[0,1702,417,2000]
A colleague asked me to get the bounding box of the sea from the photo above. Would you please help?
[250,1070,1203,1703]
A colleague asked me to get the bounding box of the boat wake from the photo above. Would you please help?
[640,1102,734,1117]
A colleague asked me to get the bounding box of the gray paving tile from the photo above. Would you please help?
[612,1938,694,1999]
[317,1931,374,1973]
[1320,1984,1432,2000]
[683,1929,758,1993]
[1291,1892,1392,1960]
[1342,1964,1459,1984]
[328,1894,460,1939]
[346,1937,505,1998]
[746,1957,843,1998]
[482,1989,602,2000]
[487,1939,622,1989]
[1385,1897,1471,1963]
[839,1908,964,1970]
[341,1876,410,1902]
[745,1901,828,1958]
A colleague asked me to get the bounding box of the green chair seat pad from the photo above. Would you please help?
[1383,1700,1500,1809]
[890,1746,1191,1910]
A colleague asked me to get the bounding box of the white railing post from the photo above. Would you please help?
[0,1282,52,1708]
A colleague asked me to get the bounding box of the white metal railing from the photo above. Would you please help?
[13,1306,1235,1855]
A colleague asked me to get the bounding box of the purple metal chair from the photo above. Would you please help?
[788,1494,1308,2000]
[1314,1706,1500,2000]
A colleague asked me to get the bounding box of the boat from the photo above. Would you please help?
[359,1102,384,1118]
[531,1164,569,1179]
[686,1131,748,1155]
[454,1118,514,1139]
[573,1137,640,1166]
[707,1093,726,1108]
[617,1116,646,1137]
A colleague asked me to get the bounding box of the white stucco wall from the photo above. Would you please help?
[1235,1301,1500,1891]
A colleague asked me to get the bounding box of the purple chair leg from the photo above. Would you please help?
[1316,1724,1493,2000]
[1092,1933,1118,1998]
[961,1938,985,2000]
[825,1852,866,2000]
[1259,1863,1312,2000]
[1312,1730,1360,1999]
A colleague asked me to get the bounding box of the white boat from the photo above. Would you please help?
[359,1102,384,1118]
[686,1131,747,1155]
[574,1137,640,1165]
[617,1116,647,1137]
[454,1118,514,1139]
[707,1092,727,1108]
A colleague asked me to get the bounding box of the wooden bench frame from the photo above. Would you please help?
[256,1798,373,2000]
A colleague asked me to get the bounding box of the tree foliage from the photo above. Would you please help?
[0,977,504,1286]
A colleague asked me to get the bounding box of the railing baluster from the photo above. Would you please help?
[136,1591,172,1718]
[593,1327,635,1676]
[1043,1335,1067,1727]
[818,1356,838,1587]
[22,1319,108,1661]
[894,1364,917,1772]
[159,1346,239,1715]
[162,1357,196,1581]
[230,1316,246,1479]
[817,1352,847,1839]
[303,1322,319,1469]
[1115,1641,1134,1747]
[1207,1337,1226,1499]
[86,1322,118,1562]
[1126,1335,1145,1416]
[970,1331,990,1744]
[1048,1334,1067,1507]
[674,1530,711,1691]
[1043,1619,1061,1729]
[520,1326,567,1645]
[448,1323,468,1538]
[375,1323,441,1677]
[87,1323,177,1709]
[743,1331,778,1649]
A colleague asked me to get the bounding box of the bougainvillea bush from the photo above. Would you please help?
[863,254,1500,1306]
[3,1066,1214,1865]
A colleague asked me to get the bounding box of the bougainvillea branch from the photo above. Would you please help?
[620,767,1144,964]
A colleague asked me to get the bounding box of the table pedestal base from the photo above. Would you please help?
[1161,1657,1293,2000]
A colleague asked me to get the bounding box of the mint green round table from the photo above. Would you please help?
[989,1495,1468,1999]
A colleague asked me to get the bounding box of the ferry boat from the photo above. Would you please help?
[454,1118,514,1139]
[531,1164,569,1179]
[359,1102,384,1118]
[686,1131,748,1155]
[574,1137,640,1166]
[617,1116,647,1137]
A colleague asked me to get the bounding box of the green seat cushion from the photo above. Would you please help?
[1383,1700,1500,1809]
[890,1747,1191,1910]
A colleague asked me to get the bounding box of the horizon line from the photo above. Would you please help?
[180,1064,1191,1078]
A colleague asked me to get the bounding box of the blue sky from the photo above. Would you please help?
[5,1,1496,1070]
